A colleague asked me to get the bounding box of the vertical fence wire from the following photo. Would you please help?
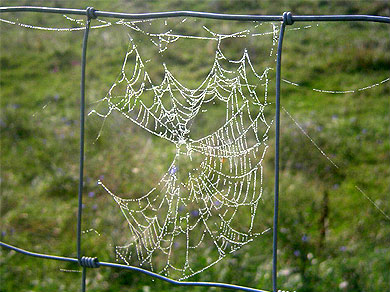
[81,266,87,292]
[77,8,96,291]
[272,20,286,292]
[272,12,293,292]
[76,14,91,264]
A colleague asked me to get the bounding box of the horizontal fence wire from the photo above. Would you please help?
[0,6,390,23]
[0,242,268,292]
[0,6,389,292]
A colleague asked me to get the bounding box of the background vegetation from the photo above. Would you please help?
[1,1,389,291]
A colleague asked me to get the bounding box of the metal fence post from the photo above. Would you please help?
[272,11,293,292]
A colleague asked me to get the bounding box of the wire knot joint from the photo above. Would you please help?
[79,256,100,268]
[283,12,294,25]
[86,7,97,20]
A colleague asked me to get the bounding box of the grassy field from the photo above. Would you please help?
[1,1,389,291]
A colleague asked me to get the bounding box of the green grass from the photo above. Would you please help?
[1,1,389,291]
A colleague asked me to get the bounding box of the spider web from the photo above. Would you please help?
[89,20,277,280]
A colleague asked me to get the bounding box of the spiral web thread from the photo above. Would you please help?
[89,21,277,280]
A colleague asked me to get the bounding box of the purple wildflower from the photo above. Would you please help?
[190,210,199,217]
[302,234,309,242]
[169,166,178,175]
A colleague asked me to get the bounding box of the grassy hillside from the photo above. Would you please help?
[1,1,389,292]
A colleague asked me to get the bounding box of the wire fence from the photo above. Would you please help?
[0,6,389,292]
